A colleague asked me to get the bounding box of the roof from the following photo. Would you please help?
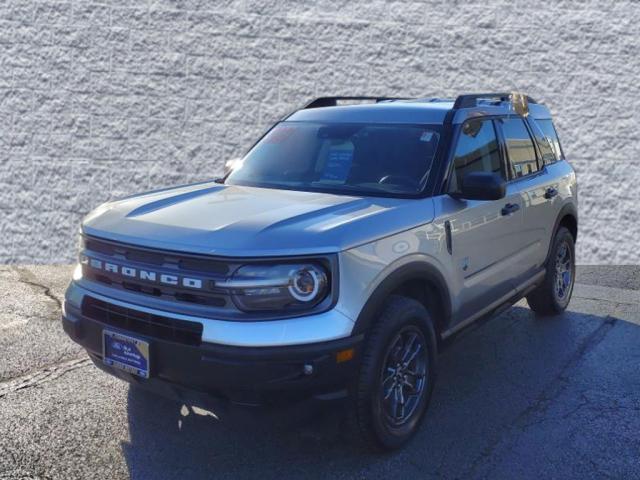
[286,95,553,125]
[287,100,454,124]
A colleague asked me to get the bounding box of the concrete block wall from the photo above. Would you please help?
[0,0,638,264]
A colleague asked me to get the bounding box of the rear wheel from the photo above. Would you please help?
[350,296,437,451]
[527,226,575,315]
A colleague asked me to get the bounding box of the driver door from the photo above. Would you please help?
[443,118,525,323]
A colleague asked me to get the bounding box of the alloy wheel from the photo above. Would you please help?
[379,325,428,427]
[554,240,573,302]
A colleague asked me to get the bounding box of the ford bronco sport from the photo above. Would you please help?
[62,93,577,450]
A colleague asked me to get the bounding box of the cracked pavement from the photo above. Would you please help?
[1,265,639,479]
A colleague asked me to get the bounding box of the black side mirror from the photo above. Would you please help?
[459,171,506,201]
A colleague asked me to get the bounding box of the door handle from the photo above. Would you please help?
[544,187,558,199]
[501,203,520,216]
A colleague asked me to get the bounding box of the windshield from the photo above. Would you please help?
[225,122,441,196]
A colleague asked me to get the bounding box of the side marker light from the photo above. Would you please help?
[336,348,355,363]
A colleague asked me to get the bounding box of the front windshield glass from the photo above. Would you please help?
[225,122,441,196]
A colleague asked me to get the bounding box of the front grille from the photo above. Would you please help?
[83,269,227,307]
[84,237,230,274]
[82,236,231,308]
[83,297,203,346]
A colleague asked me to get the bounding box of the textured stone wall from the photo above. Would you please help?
[0,0,638,264]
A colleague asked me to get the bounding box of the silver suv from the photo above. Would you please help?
[62,93,577,450]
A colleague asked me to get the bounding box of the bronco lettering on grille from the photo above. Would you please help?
[84,257,204,289]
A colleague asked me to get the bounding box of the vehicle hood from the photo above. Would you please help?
[82,182,435,256]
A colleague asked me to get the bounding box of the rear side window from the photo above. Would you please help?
[529,120,556,165]
[536,119,564,162]
[501,118,539,179]
[449,119,502,192]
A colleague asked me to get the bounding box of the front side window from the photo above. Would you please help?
[501,117,539,178]
[225,122,441,196]
[448,119,502,192]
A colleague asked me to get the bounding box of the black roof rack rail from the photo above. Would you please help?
[304,96,410,109]
[453,92,537,109]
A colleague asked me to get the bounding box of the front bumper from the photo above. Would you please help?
[62,283,363,405]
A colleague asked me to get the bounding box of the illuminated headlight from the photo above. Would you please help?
[72,263,83,281]
[77,233,85,254]
[73,233,86,281]
[227,263,329,312]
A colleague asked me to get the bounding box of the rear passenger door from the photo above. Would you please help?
[497,116,558,282]
[528,118,568,256]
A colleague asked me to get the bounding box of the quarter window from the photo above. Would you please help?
[449,119,502,192]
[530,121,556,165]
[537,119,564,162]
[501,118,539,178]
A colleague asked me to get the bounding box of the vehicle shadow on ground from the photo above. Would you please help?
[120,303,631,480]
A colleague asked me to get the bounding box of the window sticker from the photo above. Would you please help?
[420,130,435,142]
[320,147,354,182]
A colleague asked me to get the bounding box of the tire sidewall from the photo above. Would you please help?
[549,227,576,310]
[356,297,437,450]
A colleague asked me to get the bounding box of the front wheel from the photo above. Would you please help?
[527,226,576,315]
[350,296,437,451]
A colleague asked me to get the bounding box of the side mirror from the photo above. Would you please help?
[459,172,506,201]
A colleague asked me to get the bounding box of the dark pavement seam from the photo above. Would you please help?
[462,315,618,479]
[11,267,63,311]
[514,316,617,430]
[573,294,640,307]
[0,357,91,399]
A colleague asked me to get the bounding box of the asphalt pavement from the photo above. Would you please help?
[1,265,639,479]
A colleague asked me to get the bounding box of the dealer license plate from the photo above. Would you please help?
[103,330,150,379]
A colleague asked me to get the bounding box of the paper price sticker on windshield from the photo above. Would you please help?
[320,148,354,182]
[420,131,435,142]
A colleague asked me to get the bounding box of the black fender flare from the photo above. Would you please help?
[352,261,452,337]
[545,202,578,264]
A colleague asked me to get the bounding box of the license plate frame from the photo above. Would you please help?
[102,330,150,379]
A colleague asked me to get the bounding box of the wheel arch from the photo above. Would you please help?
[352,261,452,340]
[546,203,578,263]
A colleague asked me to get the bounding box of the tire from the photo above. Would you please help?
[350,295,437,451]
[526,226,576,315]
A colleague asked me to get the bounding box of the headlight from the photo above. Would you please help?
[72,262,83,281]
[226,263,329,312]
[77,233,85,254]
[74,233,86,281]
